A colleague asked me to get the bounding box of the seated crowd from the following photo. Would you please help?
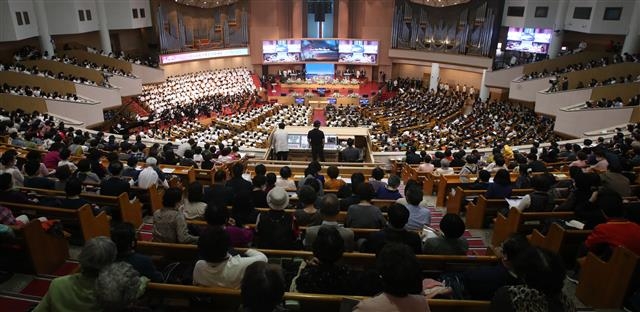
[520,54,618,82]
[257,104,312,131]
[370,91,557,151]
[50,54,137,78]
[86,46,159,68]
[325,105,375,128]
[0,63,113,88]
[0,102,639,311]
[0,83,91,103]
[139,68,257,121]
[583,93,640,109]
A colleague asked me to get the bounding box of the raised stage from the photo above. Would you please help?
[265,80,380,107]
[281,82,360,90]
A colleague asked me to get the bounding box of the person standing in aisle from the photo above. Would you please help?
[308,120,325,162]
[272,122,289,160]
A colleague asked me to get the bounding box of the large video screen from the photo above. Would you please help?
[262,40,302,63]
[338,40,378,64]
[305,63,335,79]
[506,27,553,54]
[301,40,339,61]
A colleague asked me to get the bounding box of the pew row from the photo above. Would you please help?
[146,282,491,312]
[19,187,143,228]
[576,246,639,309]
[1,219,69,275]
[491,208,574,247]
[528,223,591,268]
[0,202,110,241]
[446,187,533,215]
[136,241,499,271]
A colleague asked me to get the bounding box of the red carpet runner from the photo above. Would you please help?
[312,108,326,126]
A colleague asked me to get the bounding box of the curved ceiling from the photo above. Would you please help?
[409,0,471,7]
[173,0,238,9]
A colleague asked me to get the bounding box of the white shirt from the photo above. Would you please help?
[272,129,289,153]
[137,167,167,189]
[176,143,191,157]
[192,249,267,288]
[58,160,78,172]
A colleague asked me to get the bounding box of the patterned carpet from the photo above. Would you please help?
[0,260,79,311]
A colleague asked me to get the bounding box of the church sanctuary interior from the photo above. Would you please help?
[1,0,640,311]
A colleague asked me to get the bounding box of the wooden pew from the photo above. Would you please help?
[528,223,591,268]
[181,220,391,242]
[0,202,110,241]
[465,196,510,229]
[446,187,534,215]
[370,199,397,211]
[491,208,575,247]
[136,241,499,271]
[194,168,215,185]
[19,187,143,229]
[3,219,69,275]
[436,173,519,208]
[576,246,640,309]
[145,282,491,312]
[128,184,164,214]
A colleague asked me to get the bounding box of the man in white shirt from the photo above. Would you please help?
[193,226,267,288]
[272,122,289,160]
[137,157,169,189]
[176,139,194,157]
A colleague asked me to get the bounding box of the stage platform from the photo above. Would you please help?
[281,82,360,90]
[265,80,380,107]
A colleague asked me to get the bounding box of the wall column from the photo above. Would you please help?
[547,0,569,59]
[429,63,439,91]
[479,69,489,101]
[96,0,112,54]
[32,0,54,56]
[291,0,303,38]
[336,0,349,38]
[622,0,640,55]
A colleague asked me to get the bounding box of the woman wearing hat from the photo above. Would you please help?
[255,187,299,250]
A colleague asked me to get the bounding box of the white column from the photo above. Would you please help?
[96,0,112,54]
[429,63,440,91]
[32,0,53,56]
[479,69,489,101]
[622,0,640,55]
[548,0,569,59]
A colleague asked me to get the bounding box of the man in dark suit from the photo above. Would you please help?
[100,161,131,197]
[23,161,55,190]
[527,153,548,173]
[307,120,325,162]
[204,169,234,207]
[225,162,252,195]
[361,203,422,254]
[340,138,361,162]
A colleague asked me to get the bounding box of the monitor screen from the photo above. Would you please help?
[337,40,378,64]
[359,98,369,105]
[506,27,552,54]
[262,40,302,63]
[328,97,337,105]
[294,97,305,104]
[305,63,334,78]
[317,87,326,96]
[325,135,337,148]
[301,39,339,61]
[287,134,301,149]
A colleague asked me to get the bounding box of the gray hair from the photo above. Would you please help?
[95,262,142,311]
[79,236,117,276]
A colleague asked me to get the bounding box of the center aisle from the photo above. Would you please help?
[312,108,326,126]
